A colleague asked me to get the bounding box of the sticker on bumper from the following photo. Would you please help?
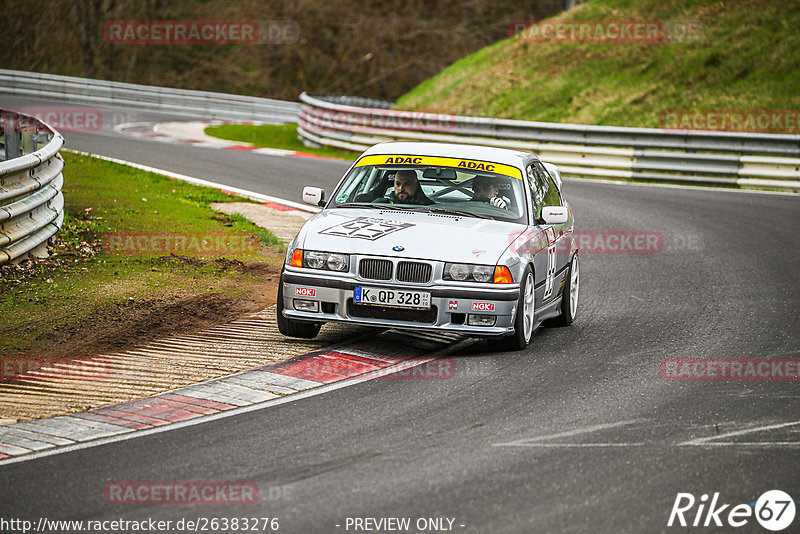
[295,287,316,297]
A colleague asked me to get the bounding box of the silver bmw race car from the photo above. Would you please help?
[278,142,578,350]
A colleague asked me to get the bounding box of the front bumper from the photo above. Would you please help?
[281,270,520,336]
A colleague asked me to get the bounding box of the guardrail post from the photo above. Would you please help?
[32,133,50,150]
[4,131,21,160]
[22,130,34,154]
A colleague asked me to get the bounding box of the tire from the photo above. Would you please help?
[277,273,321,339]
[488,265,535,351]
[550,254,579,327]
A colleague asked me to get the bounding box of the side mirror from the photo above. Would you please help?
[302,186,326,207]
[541,206,568,225]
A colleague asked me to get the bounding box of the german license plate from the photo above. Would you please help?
[354,286,431,309]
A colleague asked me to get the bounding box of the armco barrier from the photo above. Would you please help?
[297,93,800,191]
[2,69,796,191]
[0,110,65,264]
[0,69,300,123]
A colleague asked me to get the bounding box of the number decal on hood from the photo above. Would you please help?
[319,217,415,240]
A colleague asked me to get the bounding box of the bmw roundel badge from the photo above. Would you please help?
[392,245,404,252]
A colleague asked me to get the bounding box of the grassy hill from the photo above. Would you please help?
[395,0,800,130]
[0,0,564,102]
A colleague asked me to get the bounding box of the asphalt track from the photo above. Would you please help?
[1,95,799,533]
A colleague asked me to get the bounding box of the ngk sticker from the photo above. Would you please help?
[472,302,495,311]
[295,287,316,297]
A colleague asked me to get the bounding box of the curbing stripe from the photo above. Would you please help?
[115,120,348,163]
[268,351,383,384]
[58,416,133,434]
[0,430,55,451]
[11,421,122,442]
[72,412,152,430]
[175,388,257,407]
[106,398,210,422]
[232,370,321,391]
[92,409,171,427]
[223,376,296,396]
[0,443,31,456]
[0,434,54,452]
[157,393,235,411]
[0,335,474,465]
[0,337,466,460]
[0,427,74,446]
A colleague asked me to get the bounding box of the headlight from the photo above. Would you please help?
[326,253,348,271]
[448,263,470,281]
[472,265,494,282]
[292,250,350,272]
[305,251,327,269]
[444,263,498,283]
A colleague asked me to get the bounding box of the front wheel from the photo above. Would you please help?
[277,273,321,339]
[550,254,579,327]
[488,265,535,351]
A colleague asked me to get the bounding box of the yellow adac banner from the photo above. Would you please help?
[354,154,523,180]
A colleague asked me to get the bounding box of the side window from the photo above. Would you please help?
[541,167,562,208]
[526,164,545,218]
[527,162,561,218]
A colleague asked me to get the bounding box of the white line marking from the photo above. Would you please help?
[564,176,799,197]
[112,121,157,133]
[679,420,800,446]
[496,443,646,448]
[681,442,800,447]
[0,339,475,465]
[61,149,320,213]
[492,419,642,447]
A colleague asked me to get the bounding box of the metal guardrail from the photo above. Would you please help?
[2,70,795,191]
[0,110,65,264]
[298,93,800,191]
[0,69,300,123]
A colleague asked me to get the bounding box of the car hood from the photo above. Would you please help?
[297,208,523,264]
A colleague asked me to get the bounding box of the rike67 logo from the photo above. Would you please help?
[668,490,797,531]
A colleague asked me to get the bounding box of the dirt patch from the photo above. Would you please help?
[3,259,281,363]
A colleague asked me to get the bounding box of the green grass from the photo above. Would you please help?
[396,0,800,130]
[0,152,284,357]
[204,123,358,160]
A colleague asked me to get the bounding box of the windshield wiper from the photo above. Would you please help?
[336,203,415,211]
[420,207,493,220]
[335,203,383,209]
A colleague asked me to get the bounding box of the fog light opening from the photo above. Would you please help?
[468,314,497,326]
[293,299,320,312]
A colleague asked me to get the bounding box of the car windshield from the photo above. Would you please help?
[328,158,528,224]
